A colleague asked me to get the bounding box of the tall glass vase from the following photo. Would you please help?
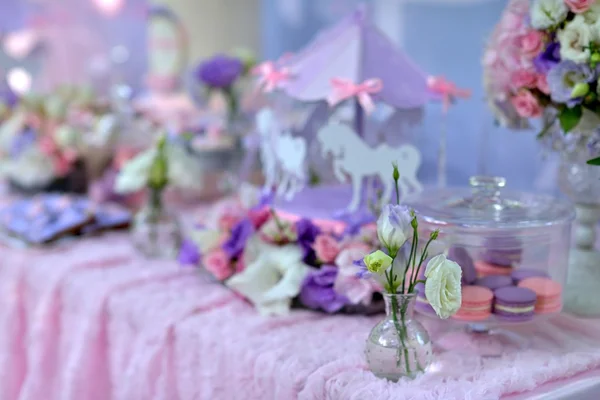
[365,293,432,381]
[558,153,600,316]
[131,188,182,259]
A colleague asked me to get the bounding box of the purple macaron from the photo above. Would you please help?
[511,269,550,285]
[448,246,476,284]
[493,286,537,322]
[414,282,435,314]
[480,237,522,266]
[475,275,514,291]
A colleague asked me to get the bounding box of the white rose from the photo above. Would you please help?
[583,2,600,24]
[376,204,413,256]
[424,254,462,319]
[558,15,593,63]
[530,0,569,29]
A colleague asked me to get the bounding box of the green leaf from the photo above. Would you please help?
[587,157,600,166]
[559,106,583,133]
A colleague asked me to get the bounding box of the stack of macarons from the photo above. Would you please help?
[414,245,563,322]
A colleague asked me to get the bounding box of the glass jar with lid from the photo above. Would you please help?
[404,176,574,326]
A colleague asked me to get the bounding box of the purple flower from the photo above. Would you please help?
[295,218,321,265]
[178,239,200,266]
[253,188,275,210]
[354,259,372,279]
[299,266,348,313]
[534,42,560,74]
[547,61,596,106]
[10,128,36,159]
[222,218,254,259]
[196,54,243,89]
[0,85,18,108]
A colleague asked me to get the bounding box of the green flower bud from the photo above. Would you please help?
[571,82,590,99]
[430,230,439,240]
[591,53,600,65]
[392,162,400,182]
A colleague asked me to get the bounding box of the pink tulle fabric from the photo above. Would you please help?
[2,233,600,399]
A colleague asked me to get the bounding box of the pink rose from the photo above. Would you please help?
[536,74,550,94]
[334,246,382,305]
[565,0,594,13]
[519,31,544,59]
[511,91,543,118]
[247,207,271,229]
[314,234,341,263]
[510,69,538,90]
[204,249,234,281]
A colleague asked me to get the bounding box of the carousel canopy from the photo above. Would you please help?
[282,7,430,110]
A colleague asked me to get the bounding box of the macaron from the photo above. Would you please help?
[448,246,476,284]
[414,282,435,314]
[518,277,562,314]
[480,237,522,266]
[452,286,493,321]
[511,269,550,285]
[475,260,513,278]
[475,275,513,291]
[493,286,537,322]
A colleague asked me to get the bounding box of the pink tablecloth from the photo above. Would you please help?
[2,234,600,400]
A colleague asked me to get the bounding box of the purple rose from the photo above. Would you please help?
[222,218,254,259]
[196,54,243,89]
[299,266,348,313]
[178,238,200,266]
[534,42,560,74]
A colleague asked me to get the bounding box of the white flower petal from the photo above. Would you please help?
[425,254,462,319]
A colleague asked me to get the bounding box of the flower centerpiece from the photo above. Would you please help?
[115,134,203,258]
[483,0,600,163]
[179,166,462,381]
[362,165,462,381]
[484,0,600,316]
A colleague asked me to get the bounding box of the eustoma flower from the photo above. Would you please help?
[424,254,462,319]
[376,204,412,257]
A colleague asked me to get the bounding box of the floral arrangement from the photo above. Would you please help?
[0,85,114,190]
[114,134,203,208]
[194,50,256,125]
[180,166,463,321]
[483,0,600,164]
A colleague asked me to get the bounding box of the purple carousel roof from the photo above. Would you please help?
[282,7,430,109]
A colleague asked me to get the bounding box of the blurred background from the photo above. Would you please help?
[0,0,550,192]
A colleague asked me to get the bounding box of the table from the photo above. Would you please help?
[2,233,600,400]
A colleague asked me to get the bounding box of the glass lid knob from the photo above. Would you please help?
[468,176,509,211]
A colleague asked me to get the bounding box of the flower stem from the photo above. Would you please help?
[409,235,434,292]
[390,295,411,375]
[401,232,418,294]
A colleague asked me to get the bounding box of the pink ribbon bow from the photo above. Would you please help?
[327,78,383,115]
[253,61,292,93]
[427,76,471,114]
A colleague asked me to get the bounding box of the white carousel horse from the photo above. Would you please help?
[255,108,308,200]
[316,122,423,211]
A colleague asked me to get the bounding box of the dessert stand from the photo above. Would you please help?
[405,176,574,356]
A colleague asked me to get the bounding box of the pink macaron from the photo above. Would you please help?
[518,277,562,314]
[475,260,513,278]
[452,286,494,321]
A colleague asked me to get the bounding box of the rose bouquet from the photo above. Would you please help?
[483,0,600,164]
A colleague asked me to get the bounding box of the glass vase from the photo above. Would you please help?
[558,153,600,316]
[365,293,433,381]
[131,189,182,259]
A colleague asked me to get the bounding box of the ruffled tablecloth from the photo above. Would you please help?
[2,234,600,400]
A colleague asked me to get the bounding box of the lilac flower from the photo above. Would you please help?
[178,239,200,266]
[354,259,372,279]
[222,218,254,259]
[534,42,560,74]
[295,218,321,265]
[195,54,243,89]
[547,61,596,106]
[299,266,348,313]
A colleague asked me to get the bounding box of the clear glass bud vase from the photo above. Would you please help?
[131,189,182,259]
[365,293,433,381]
